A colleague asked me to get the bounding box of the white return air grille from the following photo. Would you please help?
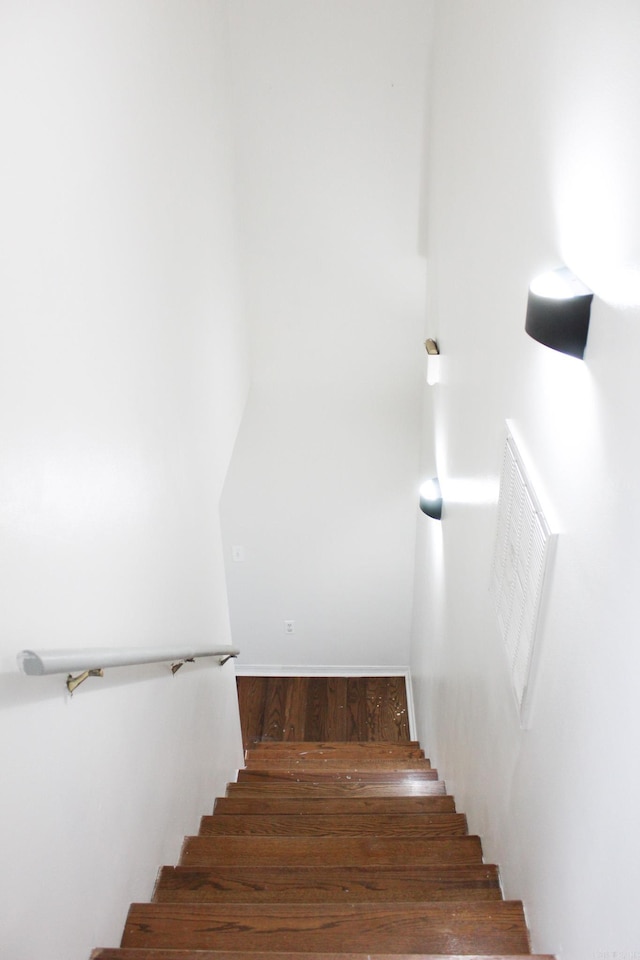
[492,429,556,726]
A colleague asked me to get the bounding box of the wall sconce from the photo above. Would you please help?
[525,266,593,359]
[419,477,442,520]
[424,338,440,385]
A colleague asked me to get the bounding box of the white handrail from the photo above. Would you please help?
[17,646,239,677]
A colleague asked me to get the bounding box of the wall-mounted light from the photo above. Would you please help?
[424,338,440,385]
[419,477,442,520]
[525,266,593,359]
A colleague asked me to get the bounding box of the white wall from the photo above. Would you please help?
[0,3,246,957]
[221,0,432,668]
[411,2,640,957]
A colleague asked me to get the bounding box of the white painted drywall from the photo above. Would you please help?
[0,3,246,957]
[221,0,432,668]
[411,2,640,957]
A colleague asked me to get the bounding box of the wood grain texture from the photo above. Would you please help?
[365,677,408,741]
[153,863,502,903]
[346,676,369,739]
[212,795,456,815]
[248,740,424,757]
[95,951,555,959]
[88,726,549,959]
[225,780,448,797]
[237,676,410,745]
[236,768,439,783]
[121,901,530,954]
[179,835,484,867]
[262,676,291,741]
[308,676,349,740]
[236,676,268,747]
[198,812,468,837]
[243,758,432,770]
[245,741,424,759]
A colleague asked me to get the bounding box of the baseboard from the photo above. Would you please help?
[234,663,410,677]
[233,664,416,740]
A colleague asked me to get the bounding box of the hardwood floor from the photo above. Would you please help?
[236,676,410,746]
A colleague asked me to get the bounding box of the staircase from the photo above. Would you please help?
[90,740,554,959]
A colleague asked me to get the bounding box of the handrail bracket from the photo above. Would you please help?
[218,654,237,667]
[66,668,104,695]
[170,658,195,675]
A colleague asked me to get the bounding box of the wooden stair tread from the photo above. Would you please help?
[96,951,554,959]
[199,812,467,837]
[88,733,555,959]
[153,863,502,902]
[245,741,425,760]
[213,795,456,815]
[243,761,433,772]
[180,835,484,867]
[236,768,439,783]
[226,780,447,797]
[121,901,530,953]
[247,740,421,752]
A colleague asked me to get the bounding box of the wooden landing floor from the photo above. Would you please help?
[236,676,410,746]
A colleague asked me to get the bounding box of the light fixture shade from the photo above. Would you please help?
[419,477,442,520]
[525,266,593,359]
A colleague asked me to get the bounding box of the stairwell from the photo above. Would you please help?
[90,740,554,959]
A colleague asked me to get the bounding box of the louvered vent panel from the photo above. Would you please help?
[492,430,556,726]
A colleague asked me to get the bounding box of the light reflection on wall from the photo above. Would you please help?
[429,350,599,529]
[439,477,499,507]
[517,344,603,535]
[556,163,640,308]
[421,497,445,650]
[431,411,499,509]
[549,12,640,309]
[554,151,640,306]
